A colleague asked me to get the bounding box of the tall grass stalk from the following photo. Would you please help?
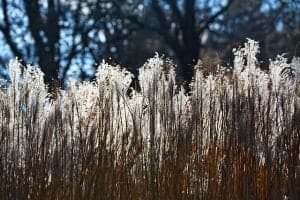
[0,40,299,199]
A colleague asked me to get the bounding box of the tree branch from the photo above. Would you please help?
[163,0,183,22]
[197,0,234,34]
[23,0,46,60]
[0,0,24,62]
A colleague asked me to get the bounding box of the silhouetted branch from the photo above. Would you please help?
[197,0,234,34]
[0,0,24,63]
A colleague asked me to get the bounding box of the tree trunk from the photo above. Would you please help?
[175,43,200,89]
[39,56,60,95]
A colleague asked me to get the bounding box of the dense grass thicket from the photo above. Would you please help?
[0,40,299,199]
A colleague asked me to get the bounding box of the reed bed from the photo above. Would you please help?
[0,40,299,199]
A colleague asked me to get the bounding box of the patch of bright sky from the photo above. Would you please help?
[66,53,95,81]
[260,0,285,12]
[98,30,106,43]
[81,6,90,15]
[276,20,284,32]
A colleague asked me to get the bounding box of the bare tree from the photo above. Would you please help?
[0,0,106,89]
[207,0,291,66]
[0,0,138,89]
[0,0,297,89]
[112,0,235,83]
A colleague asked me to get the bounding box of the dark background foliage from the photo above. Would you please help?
[0,0,299,86]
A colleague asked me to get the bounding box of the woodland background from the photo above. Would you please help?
[0,0,299,86]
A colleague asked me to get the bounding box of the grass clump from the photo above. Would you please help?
[0,40,299,199]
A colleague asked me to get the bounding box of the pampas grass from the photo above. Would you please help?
[0,40,299,199]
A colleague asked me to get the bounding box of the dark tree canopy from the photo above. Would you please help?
[0,0,299,87]
[112,0,236,83]
[0,0,130,88]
